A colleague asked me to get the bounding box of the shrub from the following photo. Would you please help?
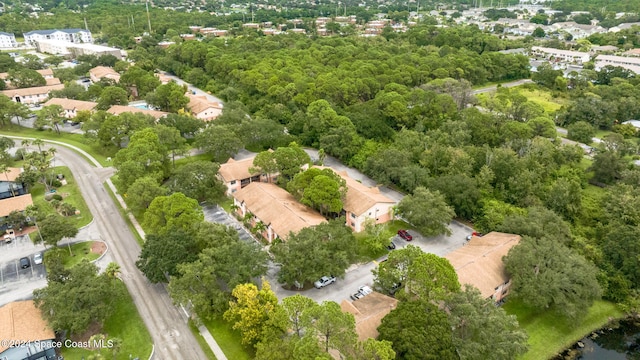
[52,194,63,201]
[59,203,77,216]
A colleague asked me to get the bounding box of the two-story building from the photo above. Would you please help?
[24,28,93,46]
[43,98,98,118]
[595,54,640,74]
[218,154,276,195]
[0,300,57,360]
[445,232,521,303]
[187,94,223,122]
[0,194,33,231]
[530,46,591,64]
[89,66,120,83]
[0,84,64,104]
[232,182,326,242]
[0,32,18,48]
[106,105,169,120]
[0,168,27,200]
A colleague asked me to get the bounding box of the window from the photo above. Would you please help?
[230,180,236,185]
[350,222,355,227]
[350,213,356,219]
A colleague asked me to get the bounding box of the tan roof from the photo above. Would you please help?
[233,182,326,239]
[0,84,64,98]
[445,232,521,298]
[0,194,33,217]
[218,157,256,182]
[340,292,398,341]
[45,77,61,86]
[0,68,53,80]
[89,66,120,79]
[44,98,98,112]
[0,300,55,353]
[0,167,23,182]
[106,105,168,120]
[314,166,395,216]
[187,94,222,116]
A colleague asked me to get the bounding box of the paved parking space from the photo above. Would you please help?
[0,253,46,286]
[202,205,255,244]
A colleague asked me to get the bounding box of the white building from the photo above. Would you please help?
[0,32,17,48]
[595,55,640,74]
[531,46,591,64]
[24,28,93,46]
[35,39,123,59]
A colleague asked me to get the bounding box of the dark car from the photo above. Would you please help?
[397,230,413,241]
[387,241,397,250]
[20,257,30,269]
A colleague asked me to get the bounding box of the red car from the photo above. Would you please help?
[397,230,413,241]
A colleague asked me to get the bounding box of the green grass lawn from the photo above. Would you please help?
[503,299,624,360]
[203,317,254,360]
[55,241,101,268]
[60,281,153,360]
[0,125,116,167]
[517,88,566,114]
[189,320,218,360]
[172,152,213,168]
[31,166,93,228]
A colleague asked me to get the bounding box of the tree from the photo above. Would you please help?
[287,168,346,216]
[280,294,317,338]
[33,260,116,335]
[97,112,154,148]
[159,113,203,137]
[119,66,160,98]
[353,339,396,360]
[590,150,626,185]
[167,161,226,203]
[114,128,169,191]
[142,193,203,235]
[498,206,572,243]
[136,228,199,283]
[7,68,46,88]
[445,285,528,360]
[504,235,602,321]
[251,150,279,182]
[533,27,546,38]
[527,116,557,138]
[194,125,244,163]
[567,121,595,144]
[307,301,358,354]
[169,239,268,319]
[155,124,187,166]
[396,187,455,237]
[96,86,129,110]
[36,214,78,247]
[378,300,457,360]
[271,143,311,184]
[126,176,167,213]
[44,55,64,67]
[146,81,189,113]
[272,219,357,287]
[35,105,64,134]
[373,245,460,300]
[224,281,279,346]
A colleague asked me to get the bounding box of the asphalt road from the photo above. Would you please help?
[471,79,533,94]
[36,143,207,360]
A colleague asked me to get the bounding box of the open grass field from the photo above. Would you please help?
[203,317,254,360]
[57,241,101,268]
[30,166,93,228]
[60,281,153,360]
[517,88,567,114]
[0,125,115,167]
[503,299,624,360]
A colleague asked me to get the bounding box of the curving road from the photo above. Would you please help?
[33,142,207,360]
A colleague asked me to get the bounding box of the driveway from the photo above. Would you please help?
[202,205,254,244]
[159,72,224,105]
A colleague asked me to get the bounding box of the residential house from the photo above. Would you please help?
[548,22,606,39]
[43,98,98,118]
[340,292,398,341]
[608,22,640,33]
[89,66,120,83]
[0,84,65,104]
[24,28,93,46]
[590,45,619,53]
[622,120,640,129]
[0,300,57,360]
[187,94,223,121]
[530,46,591,64]
[0,168,27,200]
[623,48,640,57]
[445,232,521,303]
[232,182,326,242]
[0,194,33,229]
[106,105,169,120]
[595,54,640,74]
[0,32,18,48]
[315,167,396,232]
[218,154,276,195]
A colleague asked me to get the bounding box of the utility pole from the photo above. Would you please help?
[146,0,152,33]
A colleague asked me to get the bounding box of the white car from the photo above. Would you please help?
[314,275,337,289]
[33,252,43,265]
[350,285,373,300]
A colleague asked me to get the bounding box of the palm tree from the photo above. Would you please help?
[25,205,45,245]
[253,221,267,237]
[32,138,44,152]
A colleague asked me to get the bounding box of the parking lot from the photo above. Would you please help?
[202,205,255,244]
[0,234,49,305]
[0,253,46,286]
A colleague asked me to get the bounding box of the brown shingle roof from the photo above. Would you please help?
[0,84,64,98]
[218,157,256,182]
[89,66,120,81]
[0,194,33,217]
[233,182,326,239]
[0,167,23,182]
[445,232,521,298]
[187,94,222,116]
[340,292,398,341]
[44,98,98,112]
[106,105,169,120]
[314,166,395,216]
[0,69,54,80]
[45,77,61,86]
[0,300,55,353]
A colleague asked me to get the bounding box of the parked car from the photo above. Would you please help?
[350,285,373,301]
[20,257,30,269]
[314,275,337,289]
[397,229,413,241]
[387,241,397,250]
[466,232,484,241]
[33,252,43,265]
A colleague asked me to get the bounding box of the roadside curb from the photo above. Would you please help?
[90,239,109,264]
[3,135,103,168]
[77,217,95,231]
